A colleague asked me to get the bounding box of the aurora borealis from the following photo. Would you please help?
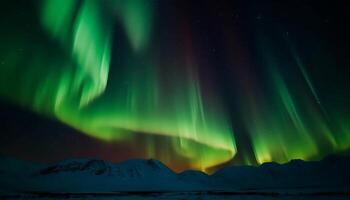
[0,0,349,173]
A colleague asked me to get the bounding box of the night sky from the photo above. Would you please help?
[0,0,350,173]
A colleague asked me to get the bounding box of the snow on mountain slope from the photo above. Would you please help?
[37,158,177,180]
[0,158,199,193]
[38,158,112,175]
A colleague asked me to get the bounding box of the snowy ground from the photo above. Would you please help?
[1,191,350,200]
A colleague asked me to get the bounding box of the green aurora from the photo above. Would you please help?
[0,0,349,172]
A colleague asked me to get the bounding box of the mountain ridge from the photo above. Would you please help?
[0,154,349,193]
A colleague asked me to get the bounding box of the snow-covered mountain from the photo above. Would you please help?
[212,155,350,190]
[0,155,349,193]
[0,157,199,193]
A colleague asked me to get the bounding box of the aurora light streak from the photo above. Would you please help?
[0,0,349,172]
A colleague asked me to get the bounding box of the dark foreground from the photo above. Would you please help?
[1,191,350,200]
